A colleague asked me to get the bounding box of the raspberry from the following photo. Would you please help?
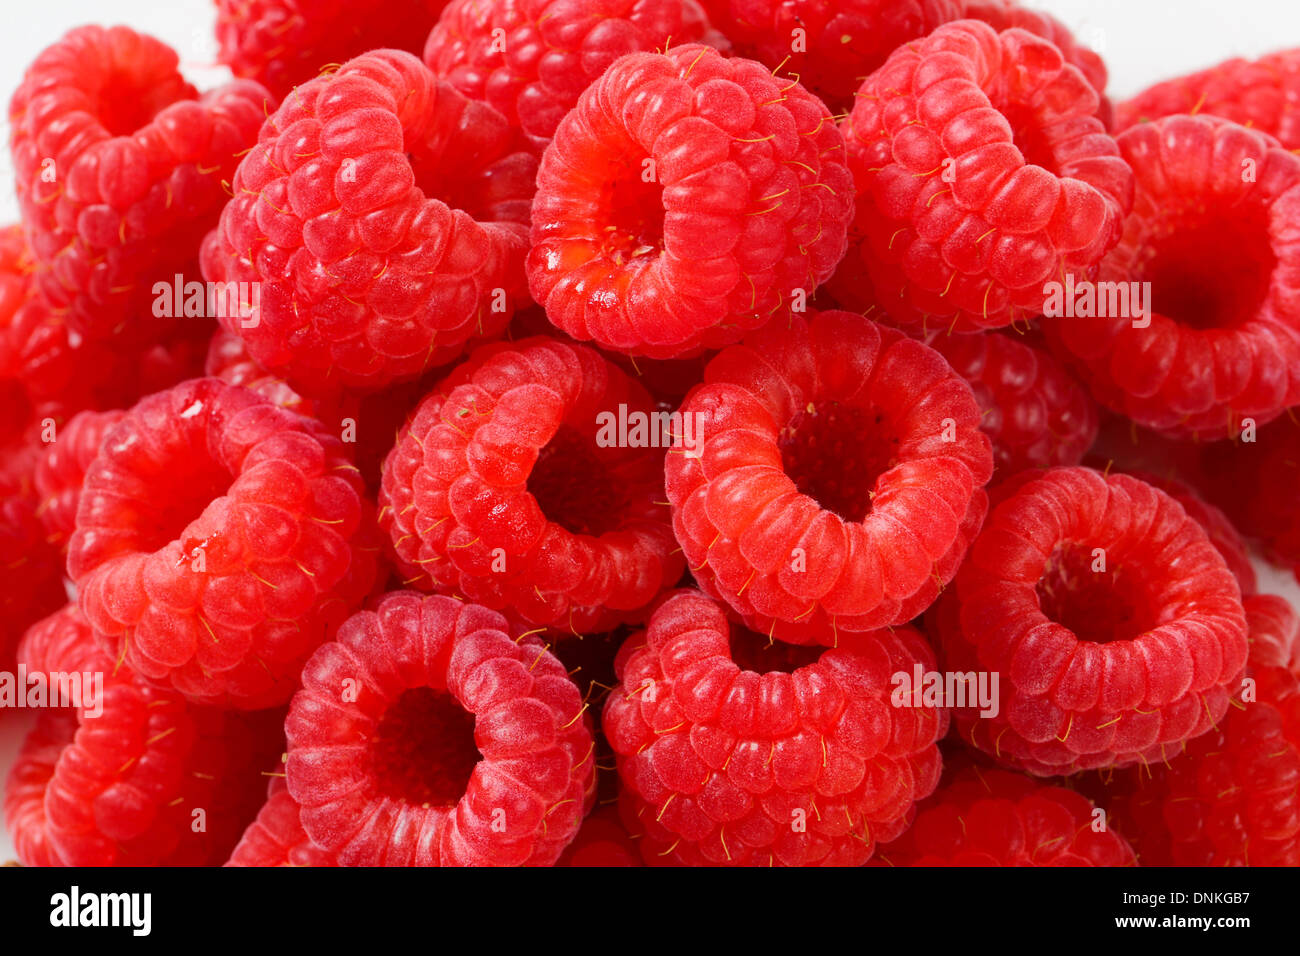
[32,409,126,554]
[380,336,683,633]
[941,467,1249,776]
[1043,114,1300,439]
[1199,415,1300,572]
[602,589,947,866]
[698,1,1108,118]
[1098,594,1300,866]
[216,0,449,100]
[5,605,281,866]
[285,591,596,865]
[879,766,1135,865]
[424,0,725,157]
[925,328,1099,476]
[9,26,271,344]
[66,378,379,709]
[837,20,1132,332]
[666,311,992,644]
[1117,48,1300,149]
[226,779,337,867]
[556,805,641,866]
[526,44,853,358]
[202,49,535,395]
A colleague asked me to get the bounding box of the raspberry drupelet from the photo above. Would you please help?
[380,335,683,634]
[284,592,596,865]
[215,0,450,100]
[666,310,993,644]
[603,589,948,866]
[836,19,1132,332]
[1043,114,1300,439]
[879,766,1135,866]
[526,44,854,358]
[940,467,1249,776]
[424,0,726,157]
[66,378,380,709]
[9,26,271,345]
[202,49,536,395]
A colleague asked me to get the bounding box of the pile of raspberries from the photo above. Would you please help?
[1,0,1299,868]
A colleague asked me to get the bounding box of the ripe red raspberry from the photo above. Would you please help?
[380,336,683,634]
[226,779,337,867]
[666,311,993,644]
[526,44,853,358]
[603,590,947,866]
[202,50,535,395]
[926,328,1099,476]
[1043,115,1300,439]
[424,0,725,157]
[5,605,281,866]
[837,20,1131,332]
[1098,594,1300,866]
[1199,415,1300,571]
[285,591,596,865]
[556,805,642,866]
[879,766,1135,865]
[216,0,449,99]
[1117,48,1300,149]
[698,1,1108,118]
[66,378,379,709]
[32,409,126,554]
[941,467,1249,776]
[9,26,271,344]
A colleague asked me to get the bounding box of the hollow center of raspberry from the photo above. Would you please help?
[528,425,625,536]
[1035,542,1157,644]
[138,462,232,554]
[1143,216,1276,330]
[408,146,496,221]
[94,69,183,137]
[728,622,825,673]
[1001,103,1060,173]
[370,687,479,807]
[779,402,896,522]
[600,157,665,259]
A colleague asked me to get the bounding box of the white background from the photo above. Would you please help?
[2,0,1299,863]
